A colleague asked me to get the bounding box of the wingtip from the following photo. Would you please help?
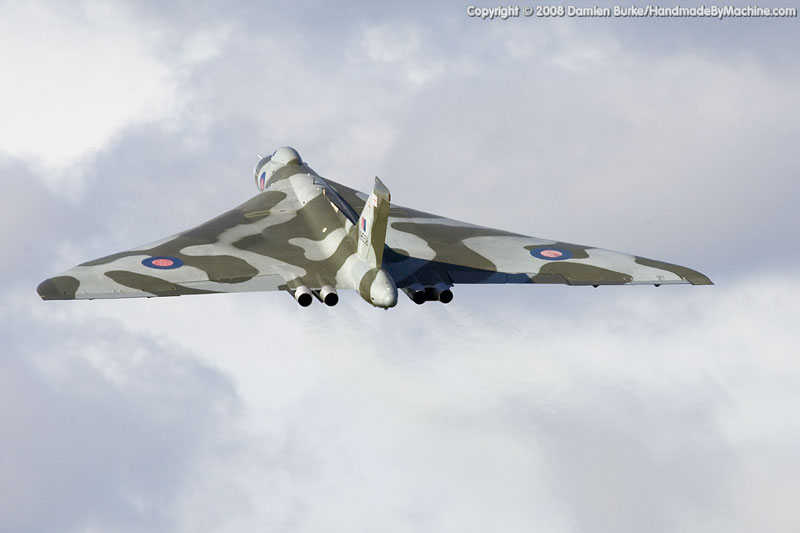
[37,278,58,300]
[682,266,713,286]
[36,276,79,300]
[691,274,714,286]
[634,256,713,287]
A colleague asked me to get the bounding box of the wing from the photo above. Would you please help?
[37,186,353,300]
[326,180,712,288]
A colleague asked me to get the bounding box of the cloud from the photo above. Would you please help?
[16,274,791,532]
[371,23,799,278]
[358,23,445,86]
[0,292,241,533]
[0,1,233,193]
[0,3,168,174]
[3,2,800,532]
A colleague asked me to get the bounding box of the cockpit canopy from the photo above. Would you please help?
[254,147,303,191]
[272,146,302,165]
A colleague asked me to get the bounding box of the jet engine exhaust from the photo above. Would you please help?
[319,285,338,306]
[402,284,428,305]
[293,285,313,307]
[402,283,453,304]
[435,286,453,304]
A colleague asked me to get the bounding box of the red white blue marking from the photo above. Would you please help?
[530,248,572,261]
[142,256,184,269]
[361,217,367,231]
[259,171,267,190]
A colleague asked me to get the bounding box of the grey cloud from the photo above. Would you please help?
[116,277,793,533]
[61,1,795,285]
[503,381,731,533]
[0,306,240,533]
[4,2,800,532]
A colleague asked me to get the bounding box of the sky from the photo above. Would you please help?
[1,1,799,531]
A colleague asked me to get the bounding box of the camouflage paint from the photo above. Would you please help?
[37,147,712,308]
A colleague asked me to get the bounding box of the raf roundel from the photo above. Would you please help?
[530,247,573,261]
[142,256,184,270]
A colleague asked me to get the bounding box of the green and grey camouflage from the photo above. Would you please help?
[37,147,712,308]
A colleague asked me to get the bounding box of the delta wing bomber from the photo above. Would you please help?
[37,146,712,308]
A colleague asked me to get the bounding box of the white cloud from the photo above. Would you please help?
[14,275,797,532]
[4,3,800,532]
[0,1,232,191]
[0,290,240,533]
[177,24,233,66]
[0,3,170,175]
[359,24,445,86]
[372,24,798,275]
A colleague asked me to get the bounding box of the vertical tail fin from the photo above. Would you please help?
[357,177,391,268]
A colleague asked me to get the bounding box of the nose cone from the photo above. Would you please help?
[370,270,397,308]
[37,275,80,300]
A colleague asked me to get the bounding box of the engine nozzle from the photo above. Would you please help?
[401,283,454,304]
[318,285,338,306]
[293,285,313,307]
